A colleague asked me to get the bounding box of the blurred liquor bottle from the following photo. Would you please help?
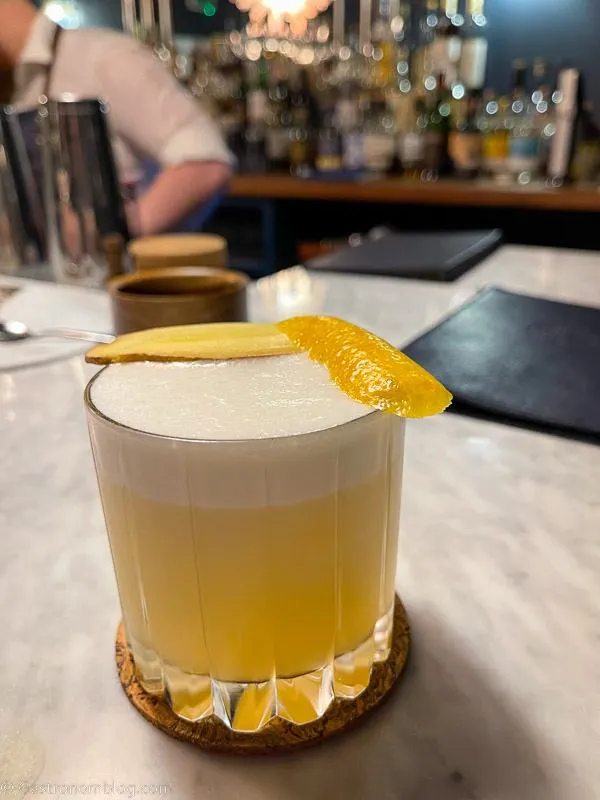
[243,59,268,172]
[530,59,555,177]
[371,0,397,90]
[288,69,318,177]
[338,84,366,172]
[460,0,488,91]
[266,72,292,173]
[316,105,343,173]
[571,102,600,183]
[506,61,543,183]
[480,92,510,179]
[363,90,397,174]
[547,67,581,186]
[400,97,427,179]
[422,73,452,180]
[449,91,482,178]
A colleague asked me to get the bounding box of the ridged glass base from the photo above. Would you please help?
[128,603,395,732]
[116,597,411,753]
[373,603,395,663]
[129,636,163,695]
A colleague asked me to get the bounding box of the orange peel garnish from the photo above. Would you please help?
[277,316,452,418]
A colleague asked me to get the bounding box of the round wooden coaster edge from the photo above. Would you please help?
[115,596,411,754]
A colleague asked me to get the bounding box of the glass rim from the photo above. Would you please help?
[85,366,388,446]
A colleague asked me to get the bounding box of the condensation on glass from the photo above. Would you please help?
[86,374,405,732]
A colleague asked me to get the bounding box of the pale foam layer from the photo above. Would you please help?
[91,354,371,440]
[88,355,405,509]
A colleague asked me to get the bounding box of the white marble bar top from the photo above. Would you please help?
[1,246,599,800]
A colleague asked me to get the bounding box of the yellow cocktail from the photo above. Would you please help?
[87,354,404,730]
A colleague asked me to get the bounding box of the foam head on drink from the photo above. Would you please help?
[88,351,405,727]
[91,352,373,439]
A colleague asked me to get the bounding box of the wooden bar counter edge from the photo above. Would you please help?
[230,174,600,212]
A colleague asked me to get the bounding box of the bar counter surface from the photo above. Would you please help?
[1,245,599,799]
[231,173,600,211]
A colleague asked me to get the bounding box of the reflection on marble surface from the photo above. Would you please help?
[1,246,600,799]
[0,285,20,306]
[0,278,109,371]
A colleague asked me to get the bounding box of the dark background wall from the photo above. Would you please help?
[65,0,600,110]
[485,0,596,97]
[64,0,243,36]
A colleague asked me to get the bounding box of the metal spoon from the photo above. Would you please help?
[0,320,114,344]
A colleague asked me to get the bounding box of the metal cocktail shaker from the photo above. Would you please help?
[0,97,128,284]
[39,97,129,286]
[0,106,45,272]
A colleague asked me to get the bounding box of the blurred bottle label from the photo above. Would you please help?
[509,137,540,159]
[266,129,289,161]
[343,132,365,171]
[508,136,541,173]
[449,132,482,170]
[423,131,445,171]
[483,131,508,161]
[290,138,310,168]
[364,134,395,172]
[247,90,269,124]
[401,132,425,165]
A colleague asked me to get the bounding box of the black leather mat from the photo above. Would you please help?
[403,287,600,442]
[305,230,502,281]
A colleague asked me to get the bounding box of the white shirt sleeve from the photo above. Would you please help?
[92,35,233,169]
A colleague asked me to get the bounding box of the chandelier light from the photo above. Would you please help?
[231,0,334,37]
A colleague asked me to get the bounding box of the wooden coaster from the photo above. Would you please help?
[115,597,410,754]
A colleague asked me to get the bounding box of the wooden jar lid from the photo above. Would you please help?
[129,234,228,270]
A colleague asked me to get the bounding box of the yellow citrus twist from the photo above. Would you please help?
[277,316,452,419]
[86,322,298,364]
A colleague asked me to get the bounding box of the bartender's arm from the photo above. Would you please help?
[135,161,229,236]
[95,36,232,236]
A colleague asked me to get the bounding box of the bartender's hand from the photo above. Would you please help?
[130,161,231,238]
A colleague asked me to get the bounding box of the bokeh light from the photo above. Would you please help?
[230,0,334,38]
[43,0,81,28]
